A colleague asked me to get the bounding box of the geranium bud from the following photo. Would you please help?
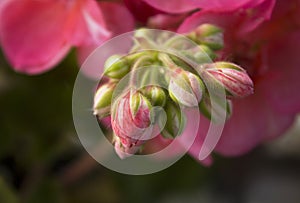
[133,28,156,49]
[168,69,204,107]
[141,86,166,106]
[186,72,205,102]
[93,82,116,118]
[182,45,217,64]
[202,62,254,98]
[188,24,224,50]
[104,55,130,79]
[161,100,186,139]
[111,90,153,152]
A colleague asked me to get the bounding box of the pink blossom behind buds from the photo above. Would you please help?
[0,0,134,74]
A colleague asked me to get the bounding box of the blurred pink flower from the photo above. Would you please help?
[176,0,300,158]
[0,0,134,74]
[143,0,269,13]
[124,0,163,23]
[142,0,199,14]
[144,0,274,34]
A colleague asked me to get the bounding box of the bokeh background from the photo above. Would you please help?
[1,48,300,203]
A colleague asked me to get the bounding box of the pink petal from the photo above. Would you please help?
[178,0,275,36]
[178,10,237,34]
[143,0,199,14]
[261,31,300,115]
[98,2,135,35]
[69,0,111,46]
[0,0,71,74]
[193,0,264,11]
[147,13,188,31]
[124,0,162,23]
[238,0,275,34]
[77,2,135,74]
[214,81,295,156]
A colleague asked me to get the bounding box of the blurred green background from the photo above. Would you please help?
[1,50,300,203]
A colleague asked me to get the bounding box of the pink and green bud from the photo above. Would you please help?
[111,90,153,155]
[93,82,116,118]
[168,69,205,107]
[188,24,224,50]
[202,62,254,98]
[141,86,166,106]
[161,100,186,139]
[104,55,130,79]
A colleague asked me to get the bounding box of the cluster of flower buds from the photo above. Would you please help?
[93,25,254,159]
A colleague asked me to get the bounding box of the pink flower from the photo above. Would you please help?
[177,0,300,158]
[143,0,274,35]
[124,0,163,23]
[0,0,134,74]
[143,0,270,13]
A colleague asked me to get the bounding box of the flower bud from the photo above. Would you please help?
[202,62,254,98]
[188,24,224,50]
[161,100,186,139]
[111,90,153,151]
[168,69,205,107]
[104,55,130,79]
[133,28,157,50]
[182,45,216,64]
[93,82,116,117]
[141,86,166,106]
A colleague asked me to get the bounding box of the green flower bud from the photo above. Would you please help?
[168,69,205,107]
[189,24,224,50]
[161,100,186,139]
[104,55,130,79]
[93,82,116,118]
[180,45,216,64]
[141,86,166,106]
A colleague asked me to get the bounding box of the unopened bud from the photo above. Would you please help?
[188,24,224,50]
[141,86,166,106]
[112,90,153,152]
[104,55,130,79]
[161,100,186,139]
[169,69,204,107]
[93,82,116,117]
[202,62,254,98]
[182,45,216,64]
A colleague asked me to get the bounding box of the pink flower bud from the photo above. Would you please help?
[202,62,254,98]
[111,90,153,157]
[169,69,205,107]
